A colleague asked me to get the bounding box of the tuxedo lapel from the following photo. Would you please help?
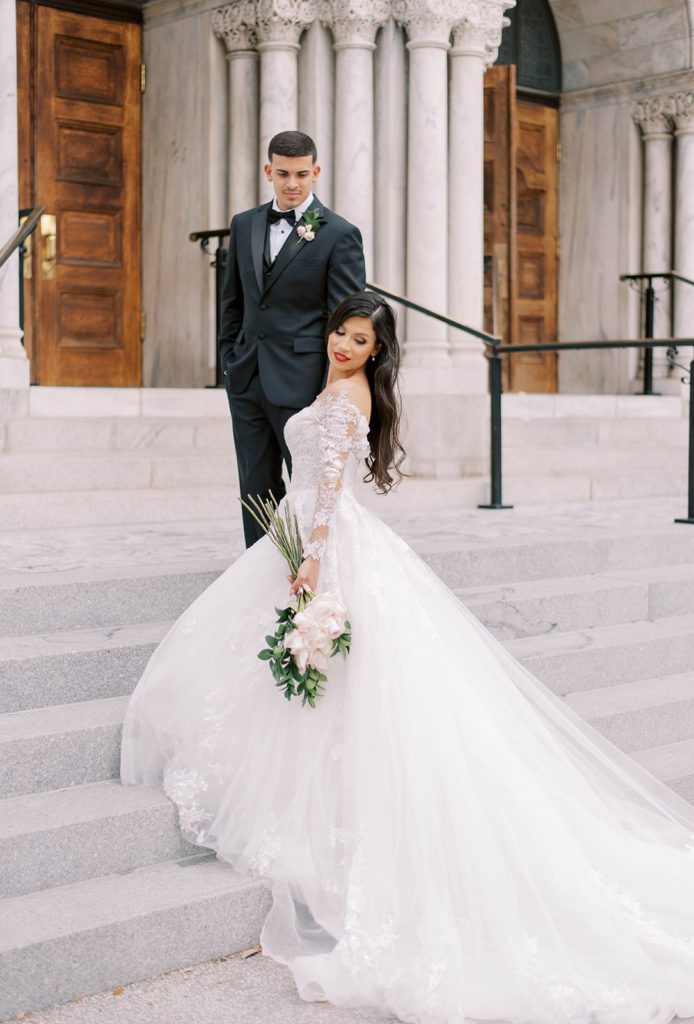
[251,206,269,295]
[262,198,324,297]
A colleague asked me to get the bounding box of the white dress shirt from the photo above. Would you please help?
[269,192,315,262]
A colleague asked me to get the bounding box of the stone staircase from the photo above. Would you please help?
[0,389,690,529]
[2,498,694,1019]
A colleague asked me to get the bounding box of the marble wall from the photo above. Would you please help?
[142,0,225,387]
[550,0,692,91]
[557,66,694,393]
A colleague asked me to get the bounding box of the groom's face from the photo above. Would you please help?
[264,154,320,210]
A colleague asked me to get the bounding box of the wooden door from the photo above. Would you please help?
[20,4,141,386]
[483,65,516,388]
[513,102,557,393]
[483,70,558,392]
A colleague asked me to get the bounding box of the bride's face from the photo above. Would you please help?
[327,317,380,374]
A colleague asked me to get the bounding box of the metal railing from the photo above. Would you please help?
[620,271,694,395]
[190,228,230,386]
[191,230,694,524]
[0,206,43,272]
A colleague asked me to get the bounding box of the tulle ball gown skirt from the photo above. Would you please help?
[121,489,694,1024]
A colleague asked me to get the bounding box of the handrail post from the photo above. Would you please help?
[478,346,512,510]
[675,358,694,525]
[643,277,656,396]
[213,241,227,387]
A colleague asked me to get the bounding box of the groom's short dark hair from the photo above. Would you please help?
[268,131,317,164]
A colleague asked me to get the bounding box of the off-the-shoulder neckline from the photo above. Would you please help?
[312,389,370,431]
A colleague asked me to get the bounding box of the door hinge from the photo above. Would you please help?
[556,140,562,163]
[140,63,146,93]
[140,312,146,343]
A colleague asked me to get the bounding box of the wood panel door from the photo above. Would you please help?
[483,70,558,392]
[24,5,141,386]
[513,102,557,393]
[483,65,516,389]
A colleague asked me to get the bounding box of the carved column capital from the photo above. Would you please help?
[632,96,675,140]
[211,1,257,52]
[451,0,515,66]
[256,0,316,48]
[392,0,455,49]
[319,0,390,49]
[672,92,694,134]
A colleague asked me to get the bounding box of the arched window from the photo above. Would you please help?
[495,0,562,95]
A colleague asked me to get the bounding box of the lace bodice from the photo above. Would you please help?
[284,390,370,562]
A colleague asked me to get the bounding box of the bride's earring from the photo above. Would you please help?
[371,355,376,362]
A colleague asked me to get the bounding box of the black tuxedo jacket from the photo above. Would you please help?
[218,196,366,408]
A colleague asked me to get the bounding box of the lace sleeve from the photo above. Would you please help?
[304,392,363,562]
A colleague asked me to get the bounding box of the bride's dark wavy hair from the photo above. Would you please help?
[325,291,406,493]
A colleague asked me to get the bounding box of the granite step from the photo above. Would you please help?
[0,450,238,494]
[502,416,689,447]
[6,613,694,798]
[632,736,694,803]
[506,613,694,695]
[2,675,694,898]
[504,444,687,476]
[0,855,270,1021]
[1,473,692,528]
[0,621,166,714]
[0,947,396,1024]
[0,486,242,529]
[8,566,694,714]
[0,696,127,798]
[0,779,196,899]
[565,672,694,754]
[3,416,233,454]
[6,524,694,637]
[501,394,685,419]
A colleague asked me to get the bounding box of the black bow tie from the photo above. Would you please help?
[268,208,297,225]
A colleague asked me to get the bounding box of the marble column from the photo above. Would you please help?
[322,1,389,276]
[394,1,454,367]
[0,0,29,389]
[448,0,514,391]
[673,92,694,387]
[255,0,315,200]
[298,20,334,207]
[212,2,259,215]
[633,96,675,391]
[374,18,407,302]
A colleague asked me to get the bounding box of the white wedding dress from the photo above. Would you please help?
[121,390,694,1024]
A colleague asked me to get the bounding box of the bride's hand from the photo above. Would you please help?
[289,557,319,596]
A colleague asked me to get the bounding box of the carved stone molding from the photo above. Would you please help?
[211,2,257,52]
[256,0,316,46]
[632,96,675,139]
[319,0,390,48]
[392,0,456,48]
[672,92,694,133]
[451,0,515,66]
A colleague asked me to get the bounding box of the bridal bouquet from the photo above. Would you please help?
[240,494,351,708]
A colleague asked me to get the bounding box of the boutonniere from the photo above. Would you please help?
[296,210,323,243]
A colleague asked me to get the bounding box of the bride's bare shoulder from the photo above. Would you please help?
[322,379,371,422]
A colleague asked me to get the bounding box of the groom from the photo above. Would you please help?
[218,130,366,547]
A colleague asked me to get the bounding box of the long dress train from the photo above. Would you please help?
[121,389,694,1024]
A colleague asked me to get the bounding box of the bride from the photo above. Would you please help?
[121,292,694,1024]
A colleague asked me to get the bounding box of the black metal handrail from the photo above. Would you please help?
[190,228,694,524]
[483,338,694,524]
[619,271,694,395]
[366,281,499,346]
[189,229,500,380]
[0,206,44,272]
[190,228,230,386]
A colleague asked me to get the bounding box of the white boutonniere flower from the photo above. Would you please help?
[297,210,322,244]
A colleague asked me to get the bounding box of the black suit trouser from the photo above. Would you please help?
[226,367,301,548]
